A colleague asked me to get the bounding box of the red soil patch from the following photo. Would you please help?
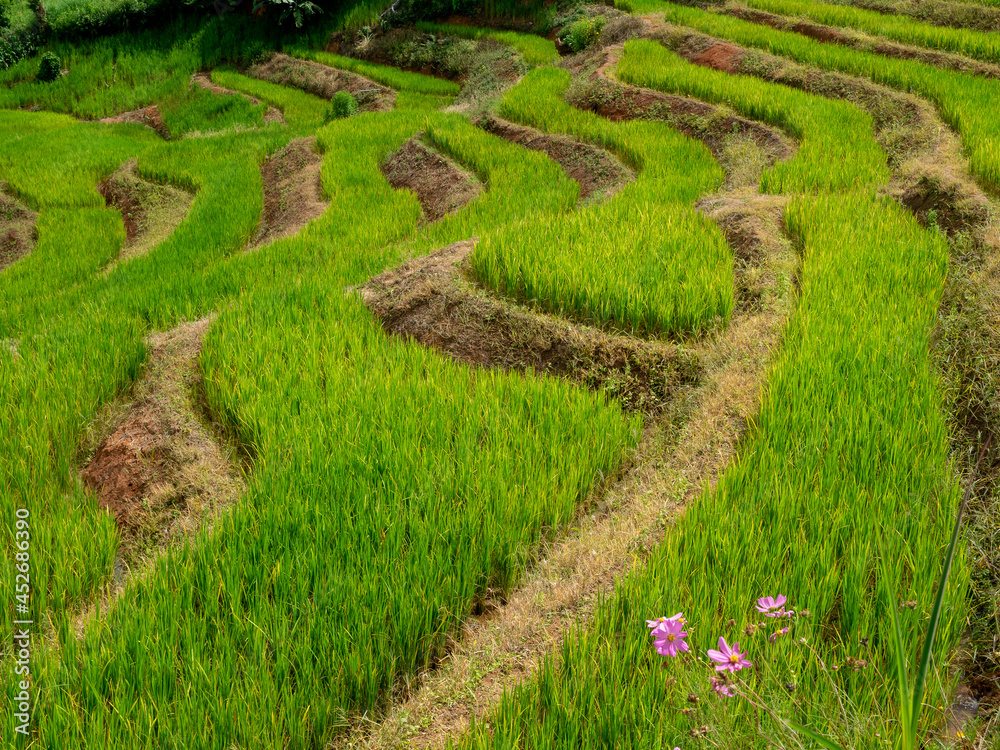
[790,21,841,43]
[83,408,165,530]
[248,53,395,112]
[254,137,328,248]
[81,318,244,564]
[99,105,169,139]
[479,116,632,202]
[356,240,699,413]
[380,138,482,222]
[0,184,37,272]
[690,42,743,74]
[191,72,284,125]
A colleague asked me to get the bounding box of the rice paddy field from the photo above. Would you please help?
[2,0,999,748]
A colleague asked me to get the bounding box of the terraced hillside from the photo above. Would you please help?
[1,1,998,748]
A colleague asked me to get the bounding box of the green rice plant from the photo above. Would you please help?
[0,111,276,650]
[0,110,157,209]
[210,67,328,133]
[744,0,1000,65]
[0,104,638,747]
[288,46,461,96]
[0,19,203,119]
[459,189,963,750]
[616,39,888,193]
[158,83,268,138]
[469,66,732,336]
[644,2,1000,193]
[409,114,579,253]
[792,439,991,750]
[415,20,559,65]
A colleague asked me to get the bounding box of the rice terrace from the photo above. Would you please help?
[2,0,1000,745]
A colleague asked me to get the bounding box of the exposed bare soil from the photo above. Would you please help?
[0,182,37,271]
[81,318,245,577]
[479,115,633,202]
[99,105,169,139]
[254,137,328,249]
[191,72,285,125]
[380,138,482,222]
[98,160,194,263]
[248,53,395,112]
[356,240,701,414]
[690,40,743,73]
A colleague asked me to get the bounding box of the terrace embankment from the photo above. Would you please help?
[98,159,195,265]
[0,182,37,271]
[478,115,634,202]
[99,104,170,139]
[253,136,328,249]
[649,21,992,233]
[843,0,1000,35]
[345,197,796,750]
[191,72,285,125]
[723,6,1000,78]
[81,317,245,582]
[380,137,482,222]
[356,239,700,414]
[576,45,794,190]
[247,53,396,112]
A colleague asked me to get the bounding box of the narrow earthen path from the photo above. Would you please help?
[479,116,634,203]
[253,137,329,249]
[75,317,246,635]
[192,72,285,126]
[99,159,195,270]
[248,53,396,112]
[0,181,37,272]
[380,137,483,223]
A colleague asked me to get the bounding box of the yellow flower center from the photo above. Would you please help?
[729,653,740,663]
[667,634,676,642]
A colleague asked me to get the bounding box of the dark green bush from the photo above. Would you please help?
[559,15,605,53]
[36,50,60,81]
[324,89,357,121]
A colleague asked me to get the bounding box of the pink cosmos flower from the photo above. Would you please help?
[768,627,790,644]
[711,675,734,697]
[653,618,689,658]
[646,613,684,631]
[707,636,752,672]
[755,595,787,617]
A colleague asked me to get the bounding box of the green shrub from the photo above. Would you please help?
[560,16,605,53]
[240,40,270,68]
[325,90,358,121]
[36,51,60,81]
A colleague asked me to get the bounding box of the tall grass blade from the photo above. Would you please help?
[910,435,992,734]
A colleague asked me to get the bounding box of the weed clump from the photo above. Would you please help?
[560,16,606,53]
[324,90,358,122]
[37,51,61,82]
